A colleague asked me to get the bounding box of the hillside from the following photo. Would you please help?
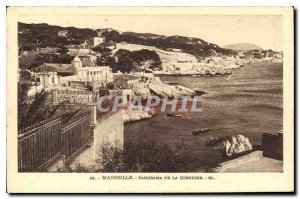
[107,32,236,58]
[112,43,198,64]
[18,22,236,59]
[224,43,263,51]
[18,22,97,49]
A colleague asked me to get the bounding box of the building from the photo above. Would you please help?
[93,37,105,47]
[58,30,68,37]
[96,31,103,37]
[109,89,134,102]
[38,71,60,87]
[94,42,116,50]
[67,47,91,57]
[38,47,59,55]
[41,63,75,76]
[40,55,114,87]
[73,56,113,82]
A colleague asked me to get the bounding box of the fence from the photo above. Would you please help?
[18,116,62,172]
[18,111,92,172]
[61,114,91,160]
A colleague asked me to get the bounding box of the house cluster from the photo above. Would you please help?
[32,55,150,106]
[235,50,283,62]
[27,29,157,101]
[34,29,115,88]
[31,54,153,105]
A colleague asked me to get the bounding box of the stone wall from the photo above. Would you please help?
[52,89,99,104]
[215,151,263,172]
[93,111,124,159]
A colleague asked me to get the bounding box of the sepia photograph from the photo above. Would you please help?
[6,6,294,193]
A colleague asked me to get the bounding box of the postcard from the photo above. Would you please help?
[7,6,294,193]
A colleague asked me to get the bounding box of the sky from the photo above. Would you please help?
[19,14,283,51]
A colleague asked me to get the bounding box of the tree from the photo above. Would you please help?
[102,30,121,42]
[130,49,161,70]
[22,43,37,51]
[57,46,69,54]
[93,47,114,66]
[96,140,200,172]
[110,49,162,73]
[18,70,60,128]
[18,70,32,127]
[35,33,50,47]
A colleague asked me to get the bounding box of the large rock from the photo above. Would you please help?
[207,135,253,157]
[223,135,253,156]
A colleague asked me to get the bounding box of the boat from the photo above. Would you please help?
[192,128,211,135]
[166,112,182,117]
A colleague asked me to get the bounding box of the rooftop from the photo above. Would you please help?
[42,63,73,73]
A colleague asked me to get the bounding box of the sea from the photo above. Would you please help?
[124,62,283,169]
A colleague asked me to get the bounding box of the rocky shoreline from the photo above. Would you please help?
[122,107,156,123]
[152,57,282,76]
[152,56,244,76]
[133,76,195,99]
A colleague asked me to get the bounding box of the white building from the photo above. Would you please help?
[67,48,91,56]
[93,37,105,47]
[40,56,114,87]
[73,55,113,82]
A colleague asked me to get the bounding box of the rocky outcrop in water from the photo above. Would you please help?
[122,107,156,123]
[222,135,253,156]
[149,77,195,98]
[207,135,253,157]
[133,77,195,99]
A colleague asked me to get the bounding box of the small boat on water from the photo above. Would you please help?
[192,128,211,135]
[167,112,182,117]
